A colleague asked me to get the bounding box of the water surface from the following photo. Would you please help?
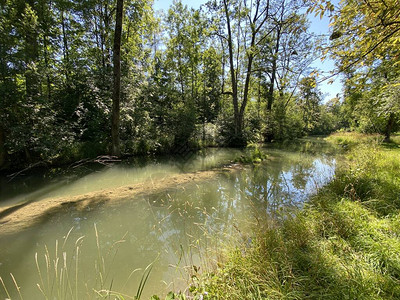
[0,138,336,299]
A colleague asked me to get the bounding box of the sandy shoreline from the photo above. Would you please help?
[0,166,241,236]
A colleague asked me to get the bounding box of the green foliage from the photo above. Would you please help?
[215,105,247,147]
[234,145,267,164]
[326,132,384,150]
[311,0,400,71]
[269,95,304,141]
[0,0,343,170]
[151,291,186,300]
[309,0,400,140]
[341,71,400,138]
[189,133,400,299]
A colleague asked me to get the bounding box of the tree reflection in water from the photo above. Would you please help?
[0,138,336,299]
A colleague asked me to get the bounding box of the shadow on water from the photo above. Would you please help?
[0,148,238,209]
[0,137,338,299]
[0,164,107,208]
[265,136,337,155]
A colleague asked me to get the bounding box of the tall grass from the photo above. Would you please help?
[190,132,400,299]
[0,225,154,300]
[325,131,384,150]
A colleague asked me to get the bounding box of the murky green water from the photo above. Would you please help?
[0,138,337,299]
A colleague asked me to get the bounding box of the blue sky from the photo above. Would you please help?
[308,12,342,101]
[153,0,342,102]
[154,0,208,11]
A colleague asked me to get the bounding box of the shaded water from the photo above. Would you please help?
[0,138,337,299]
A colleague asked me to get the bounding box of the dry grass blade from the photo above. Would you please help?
[62,227,74,249]
[0,276,11,299]
[10,273,23,300]
[35,252,47,299]
[121,268,142,291]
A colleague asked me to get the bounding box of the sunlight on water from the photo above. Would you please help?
[0,148,244,208]
[0,139,337,299]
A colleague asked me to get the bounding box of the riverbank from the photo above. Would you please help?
[189,132,400,299]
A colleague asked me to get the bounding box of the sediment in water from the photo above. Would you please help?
[0,166,241,236]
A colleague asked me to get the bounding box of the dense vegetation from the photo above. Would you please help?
[3,0,397,170]
[1,0,400,298]
[1,0,399,170]
[186,133,400,299]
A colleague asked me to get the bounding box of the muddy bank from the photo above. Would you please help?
[0,165,242,236]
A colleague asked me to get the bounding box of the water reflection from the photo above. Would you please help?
[0,138,337,299]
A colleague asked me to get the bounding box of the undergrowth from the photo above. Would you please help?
[189,132,400,299]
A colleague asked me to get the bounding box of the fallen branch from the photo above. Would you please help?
[7,161,48,182]
[70,156,121,169]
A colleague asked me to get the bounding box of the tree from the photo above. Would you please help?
[308,0,400,139]
[206,0,275,145]
[256,0,313,141]
[298,75,322,134]
[342,66,400,140]
[309,0,400,72]
[111,0,124,156]
[379,80,400,141]
[198,47,222,143]
[163,1,200,147]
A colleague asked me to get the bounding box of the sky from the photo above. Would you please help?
[308,12,342,101]
[153,0,343,102]
[154,0,208,11]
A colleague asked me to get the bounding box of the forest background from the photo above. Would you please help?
[0,0,399,170]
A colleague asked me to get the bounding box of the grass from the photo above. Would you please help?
[390,133,400,145]
[3,132,400,299]
[0,225,154,300]
[189,132,400,299]
[325,131,384,149]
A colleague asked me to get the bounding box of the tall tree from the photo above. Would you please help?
[162,1,209,147]
[298,75,322,134]
[310,0,400,139]
[111,0,124,156]
[209,0,272,145]
[257,0,312,141]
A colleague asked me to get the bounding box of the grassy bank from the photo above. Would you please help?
[189,132,400,299]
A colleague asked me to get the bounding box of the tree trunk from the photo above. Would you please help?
[222,0,268,146]
[0,126,5,168]
[43,32,51,101]
[384,113,395,142]
[111,0,124,156]
[61,10,70,84]
[104,1,112,72]
[223,0,241,144]
[25,1,40,101]
[239,30,257,139]
[265,26,281,143]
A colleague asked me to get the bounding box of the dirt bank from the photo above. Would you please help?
[0,166,241,236]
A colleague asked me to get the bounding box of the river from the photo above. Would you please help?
[0,138,337,299]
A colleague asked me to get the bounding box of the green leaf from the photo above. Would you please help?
[165,291,176,300]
